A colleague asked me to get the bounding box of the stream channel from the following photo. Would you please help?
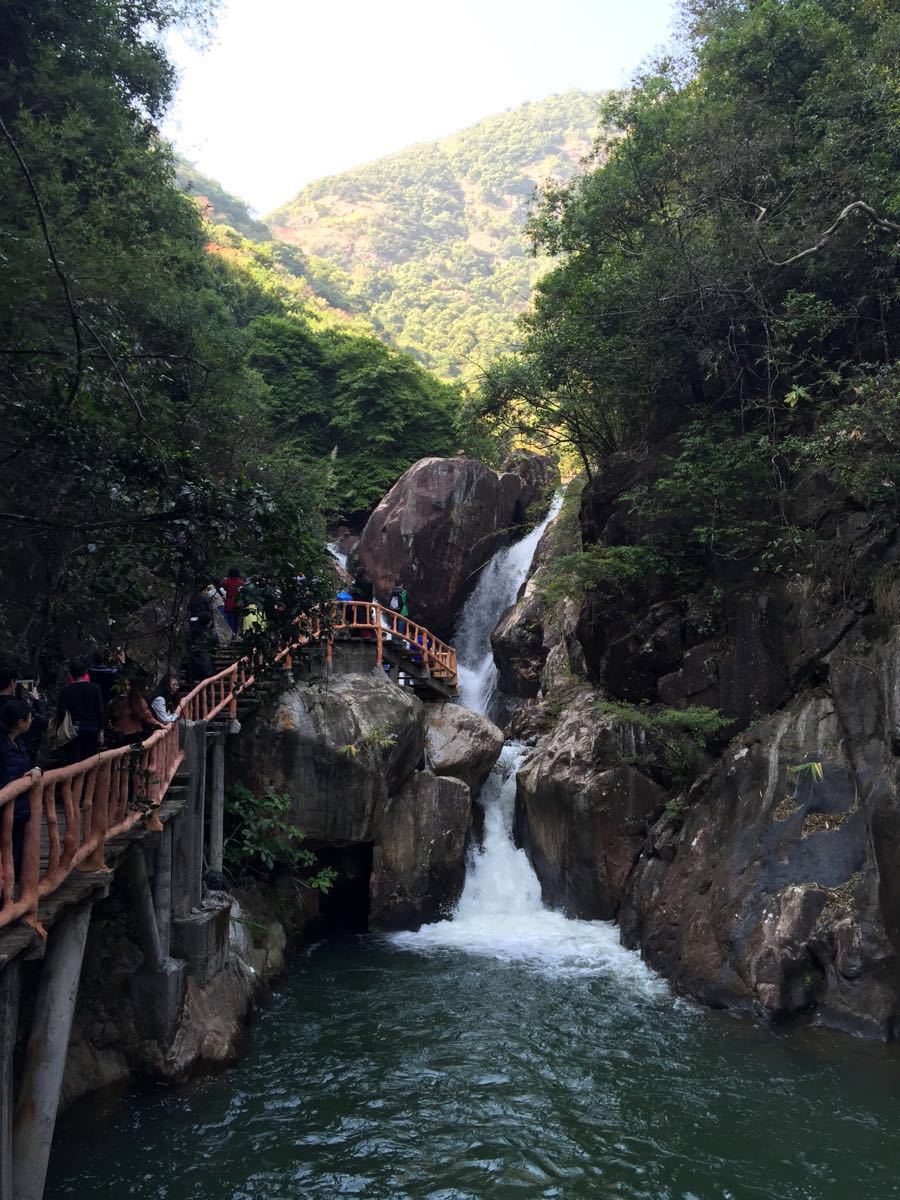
[47,502,900,1200]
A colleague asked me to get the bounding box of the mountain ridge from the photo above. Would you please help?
[267,90,604,378]
[175,91,605,379]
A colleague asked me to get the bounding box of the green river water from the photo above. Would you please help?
[45,933,900,1200]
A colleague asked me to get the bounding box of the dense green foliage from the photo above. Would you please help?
[480,0,900,587]
[0,0,462,672]
[596,699,730,789]
[268,92,602,379]
[225,782,336,888]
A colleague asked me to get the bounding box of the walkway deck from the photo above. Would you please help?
[0,601,457,960]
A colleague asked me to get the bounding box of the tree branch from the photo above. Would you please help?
[0,115,84,405]
[759,201,900,267]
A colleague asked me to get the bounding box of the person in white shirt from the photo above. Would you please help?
[151,676,181,724]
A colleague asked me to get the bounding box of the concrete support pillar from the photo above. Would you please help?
[1,962,21,1200]
[12,901,93,1200]
[131,844,186,1051]
[125,851,163,972]
[153,823,173,957]
[208,735,225,875]
[172,721,207,918]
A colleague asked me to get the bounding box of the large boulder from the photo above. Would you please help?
[502,451,559,512]
[356,457,527,638]
[235,671,424,844]
[620,626,900,1038]
[424,702,503,794]
[369,772,472,930]
[515,693,666,919]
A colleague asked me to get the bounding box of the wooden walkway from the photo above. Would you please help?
[0,600,457,960]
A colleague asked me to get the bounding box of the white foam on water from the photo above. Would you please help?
[391,744,663,995]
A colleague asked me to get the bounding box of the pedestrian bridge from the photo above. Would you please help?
[0,600,457,1200]
[0,600,456,943]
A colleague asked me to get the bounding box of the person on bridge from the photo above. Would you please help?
[389,580,409,637]
[221,567,245,635]
[0,698,43,883]
[106,677,165,746]
[56,660,105,763]
[151,676,182,724]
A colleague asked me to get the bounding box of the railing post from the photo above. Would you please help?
[81,759,109,873]
[20,783,43,935]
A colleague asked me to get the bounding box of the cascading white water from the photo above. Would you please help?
[393,743,660,985]
[392,493,662,990]
[327,541,348,571]
[455,491,565,716]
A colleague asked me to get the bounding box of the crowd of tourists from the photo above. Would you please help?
[0,562,421,879]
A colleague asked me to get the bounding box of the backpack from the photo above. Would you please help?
[389,590,401,610]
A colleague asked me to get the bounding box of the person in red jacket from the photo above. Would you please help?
[221,566,244,635]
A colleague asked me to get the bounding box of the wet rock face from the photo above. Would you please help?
[515,694,666,919]
[424,702,503,795]
[491,499,586,702]
[238,671,425,844]
[620,630,900,1038]
[574,458,879,729]
[356,456,528,638]
[369,773,472,931]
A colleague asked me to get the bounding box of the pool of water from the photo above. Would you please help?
[46,934,900,1200]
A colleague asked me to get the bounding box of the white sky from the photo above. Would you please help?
[164,0,680,214]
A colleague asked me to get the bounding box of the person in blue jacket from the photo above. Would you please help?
[0,698,42,886]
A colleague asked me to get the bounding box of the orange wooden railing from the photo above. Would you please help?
[0,603,455,936]
[323,600,458,683]
[0,660,253,935]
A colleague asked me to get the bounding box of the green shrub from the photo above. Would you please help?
[596,699,730,789]
[538,545,659,607]
[224,782,335,890]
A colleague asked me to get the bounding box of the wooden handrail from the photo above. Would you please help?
[0,604,454,935]
[0,660,250,933]
[305,601,458,683]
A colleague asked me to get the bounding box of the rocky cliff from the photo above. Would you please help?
[492,462,900,1039]
[234,663,503,931]
[354,453,556,638]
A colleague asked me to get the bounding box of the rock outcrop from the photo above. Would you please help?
[236,670,479,934]
[502,450,560,512]
[480,449,900,1039]
[620,630,900,1037]
[61,879,310,1108]
[424,702,503,794]
[515,693,666,919]
[356,456,532,638]
[370,772,472,930]
[237,670,425,844]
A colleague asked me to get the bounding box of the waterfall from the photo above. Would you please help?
[455,491,564,717]
[327,541,348,571]
[392,492,662,989]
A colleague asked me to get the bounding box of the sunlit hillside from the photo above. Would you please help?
[266,91,604,378]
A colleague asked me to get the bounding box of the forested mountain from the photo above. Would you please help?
[0,0,464,672]
[267,92,603,378]
[175,157,270,241]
